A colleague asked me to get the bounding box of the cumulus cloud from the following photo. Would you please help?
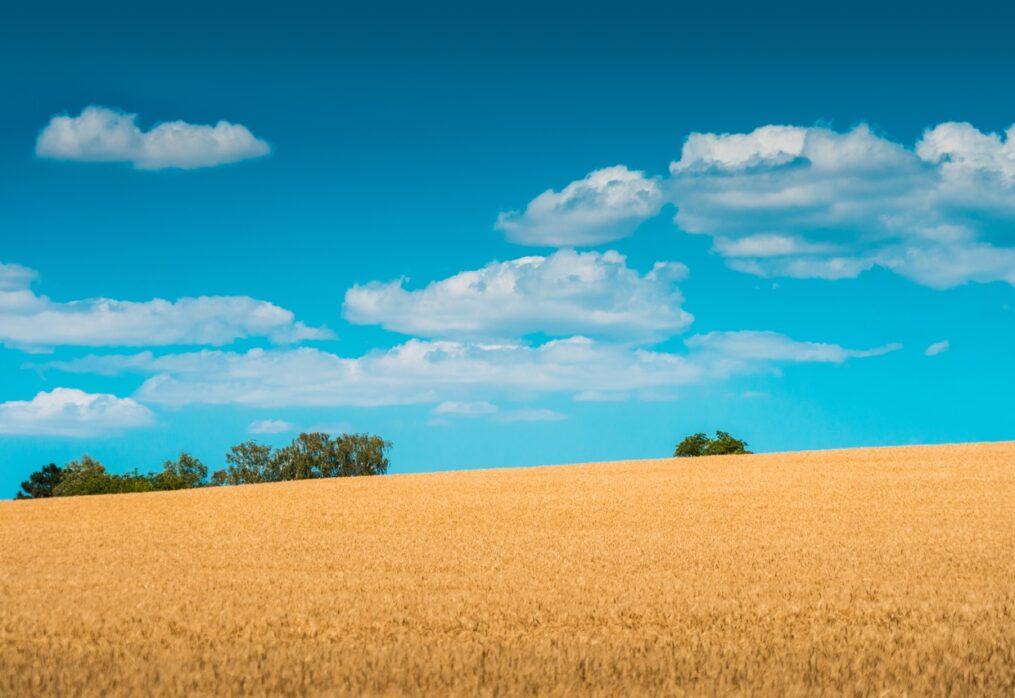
[43,331,895,409]
[248,419,295,434]
[344,249,691,342]
[0,388,154,437]
[0,261,330,349]
[36,106,269,170]
[925,340,950,356]
[495,166,663,246]
[668,121,1015,288]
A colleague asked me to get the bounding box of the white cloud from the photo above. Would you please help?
[433,401,498,416]
[495,166,663,246]
[667,121,1015,288]
[712,234,840,258]
[0,262,37,291]
[344,249,691,342]
[43,331,895,408]
[917,122,1015,182]
[248,419,295,434]
[686,331,901,363]
[0,388,154,437]
[496,121,1015,288]
[0,261,330,349]
[925,340,950,357]
[496,408,567,423]
[36,106,270,170]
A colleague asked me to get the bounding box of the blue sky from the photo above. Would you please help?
[2,1,1014,495]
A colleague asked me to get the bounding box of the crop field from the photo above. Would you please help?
[2,442,1014,696]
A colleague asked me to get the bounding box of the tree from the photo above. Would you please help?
[107,470,155,494]
[273,432,332,480]
[15,463,64,499]
[705,431,750,456]
[269,432,392,481]
[333,433,391,476]
[152,452,208,490]
[53,455,113,496]
[674,431,751,457]
[674,433,710,458]
[15,432,391,500]
[223,441,276,485]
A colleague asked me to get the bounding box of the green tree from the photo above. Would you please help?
[107,470,156,494]
[674,433,710,457]
[273,432,332,480]
[270,432,392,481]
[53,455,114,496]
[224,441,276,485]
[705,431,750,456]
[674,431,751,457]
[152,452,208,490]
[332,433,391,477]
[15,463,65,499]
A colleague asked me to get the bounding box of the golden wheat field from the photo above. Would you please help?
[1,442,1014,696]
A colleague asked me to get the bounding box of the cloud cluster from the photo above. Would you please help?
[0,388,154,437]
[36,106,270,170]
[42,331,897,409]
[669,122,1015,288]
[0,261,330,349]
[495,166,663,246]
[344,249,692,342]
[499,121,1015,288]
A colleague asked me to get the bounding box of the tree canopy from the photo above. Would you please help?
[674,431,751,457]
[15,463,64,499]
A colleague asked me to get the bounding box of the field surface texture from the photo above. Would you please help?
[2,442,1014,696]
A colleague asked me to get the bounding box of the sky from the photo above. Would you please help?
[2,0,1014,495]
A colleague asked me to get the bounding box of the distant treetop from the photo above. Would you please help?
[674,431,751,458]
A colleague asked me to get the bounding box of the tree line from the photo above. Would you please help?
[14,432,391,499]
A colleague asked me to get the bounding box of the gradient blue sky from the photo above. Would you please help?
[2,0,1014,495]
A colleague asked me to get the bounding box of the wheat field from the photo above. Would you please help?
[1,442,1014,696]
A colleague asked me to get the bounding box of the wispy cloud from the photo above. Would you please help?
[433,401,498,416]
[925,340,950,356]
[495,408,567,423]
[247,419,295,434]
[42,331,897,409]
[686,331,901,363]
[36,106,269,170]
